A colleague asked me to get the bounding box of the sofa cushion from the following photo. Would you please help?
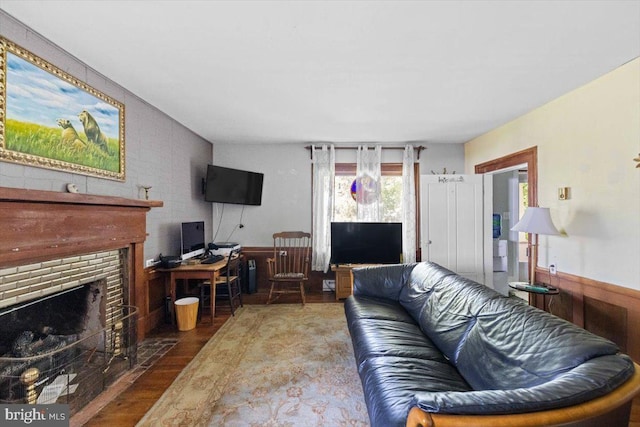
[345,294,416,326]
[408,271,502,364]
[345,295,446,368]
[412,353,635,414]
[398,262,456,318]
[455,295,627,390]
[352,263,417,301]
[348,318,449,369]
[359,356,472,427]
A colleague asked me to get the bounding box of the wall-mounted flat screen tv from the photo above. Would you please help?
[330,222,403,265]
[205,164,264,205]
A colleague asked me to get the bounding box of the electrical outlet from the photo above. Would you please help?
[549,264,557,275]
[279,251,287,256]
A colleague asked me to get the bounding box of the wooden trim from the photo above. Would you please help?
[474,147,539,293]
[132,243,146,341]
[335,162,404,175]
[143,267,167,334]
[406,363,640,426]
[474,146,537,207]
[0,186,162,340]
[535,266,640,363]
[0,186,162,209]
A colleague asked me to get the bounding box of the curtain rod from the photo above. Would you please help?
[304,145,426,160]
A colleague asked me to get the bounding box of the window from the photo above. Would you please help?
[333,163,405,222]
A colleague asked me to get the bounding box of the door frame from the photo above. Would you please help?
[475,147,538,293]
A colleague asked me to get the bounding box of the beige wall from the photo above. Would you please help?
[465,58,640,290]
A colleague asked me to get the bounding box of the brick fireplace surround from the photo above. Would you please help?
[0,186,162,342]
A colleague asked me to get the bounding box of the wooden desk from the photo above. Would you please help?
[160,259,227,324]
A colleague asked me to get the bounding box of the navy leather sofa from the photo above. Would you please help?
[344,262,640,427]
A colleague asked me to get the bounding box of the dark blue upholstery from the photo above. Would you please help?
[344,262,635,427]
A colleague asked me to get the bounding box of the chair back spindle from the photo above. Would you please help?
[267,231,311,305]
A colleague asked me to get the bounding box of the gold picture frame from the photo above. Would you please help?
[0,36,125,181]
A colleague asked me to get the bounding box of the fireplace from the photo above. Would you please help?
[0,186,161,413]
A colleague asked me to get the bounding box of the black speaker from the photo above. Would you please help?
[247,259,257,294]
[159,254,181,269]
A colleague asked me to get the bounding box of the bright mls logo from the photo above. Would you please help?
[0,405,68,426]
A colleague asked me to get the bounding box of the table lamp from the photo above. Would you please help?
[511,207,560,285]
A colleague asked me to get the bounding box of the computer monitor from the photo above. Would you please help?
[180,221,206,261]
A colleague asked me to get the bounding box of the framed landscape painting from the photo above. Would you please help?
[0,36,125,181]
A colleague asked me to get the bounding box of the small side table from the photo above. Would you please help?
[509,282,559,295]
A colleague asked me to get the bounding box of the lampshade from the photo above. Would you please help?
[511,207,560,236]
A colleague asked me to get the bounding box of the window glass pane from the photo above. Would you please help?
[381,176,402,222]
[333,175,402,222]
[334,175,356,221]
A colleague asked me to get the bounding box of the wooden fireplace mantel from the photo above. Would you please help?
[0,186,163,340]
[0,186,162,267]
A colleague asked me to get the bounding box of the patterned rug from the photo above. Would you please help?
[137,304,369,427]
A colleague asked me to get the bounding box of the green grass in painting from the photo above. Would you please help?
[5,119,121,173]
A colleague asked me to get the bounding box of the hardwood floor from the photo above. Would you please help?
[73,289,640,427]
[74,289,336,426]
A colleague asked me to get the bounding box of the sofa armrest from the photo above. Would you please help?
[352,263,416,301]
[406,362,640,427]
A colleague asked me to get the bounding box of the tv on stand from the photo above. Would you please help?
[330,222,403,265]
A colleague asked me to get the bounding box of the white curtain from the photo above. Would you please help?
[311,144,335,272]
[355,145,382,221]
[402,145,416,263]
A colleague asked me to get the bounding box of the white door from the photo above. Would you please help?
[420,175,493,287]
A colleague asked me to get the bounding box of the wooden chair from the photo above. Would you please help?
[200,250,243,318]
[266,231,311,305]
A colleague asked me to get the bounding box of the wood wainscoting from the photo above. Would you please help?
[533,266,640,363]
[240,246,331,293]
[141,247,334,333]
[143,267,167,336]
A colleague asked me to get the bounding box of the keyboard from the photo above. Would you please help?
[200,255,224,264]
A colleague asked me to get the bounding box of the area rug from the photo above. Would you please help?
[137,304,369,427]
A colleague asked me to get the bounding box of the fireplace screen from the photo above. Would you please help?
[0,281,138,415]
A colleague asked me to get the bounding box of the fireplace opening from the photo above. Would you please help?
[0,281,104,356]
[0,279,137,414]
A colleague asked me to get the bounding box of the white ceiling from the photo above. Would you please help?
[1,1,639,145]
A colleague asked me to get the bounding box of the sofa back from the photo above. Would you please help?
[353,263,417,301]
[399,262,625,390]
